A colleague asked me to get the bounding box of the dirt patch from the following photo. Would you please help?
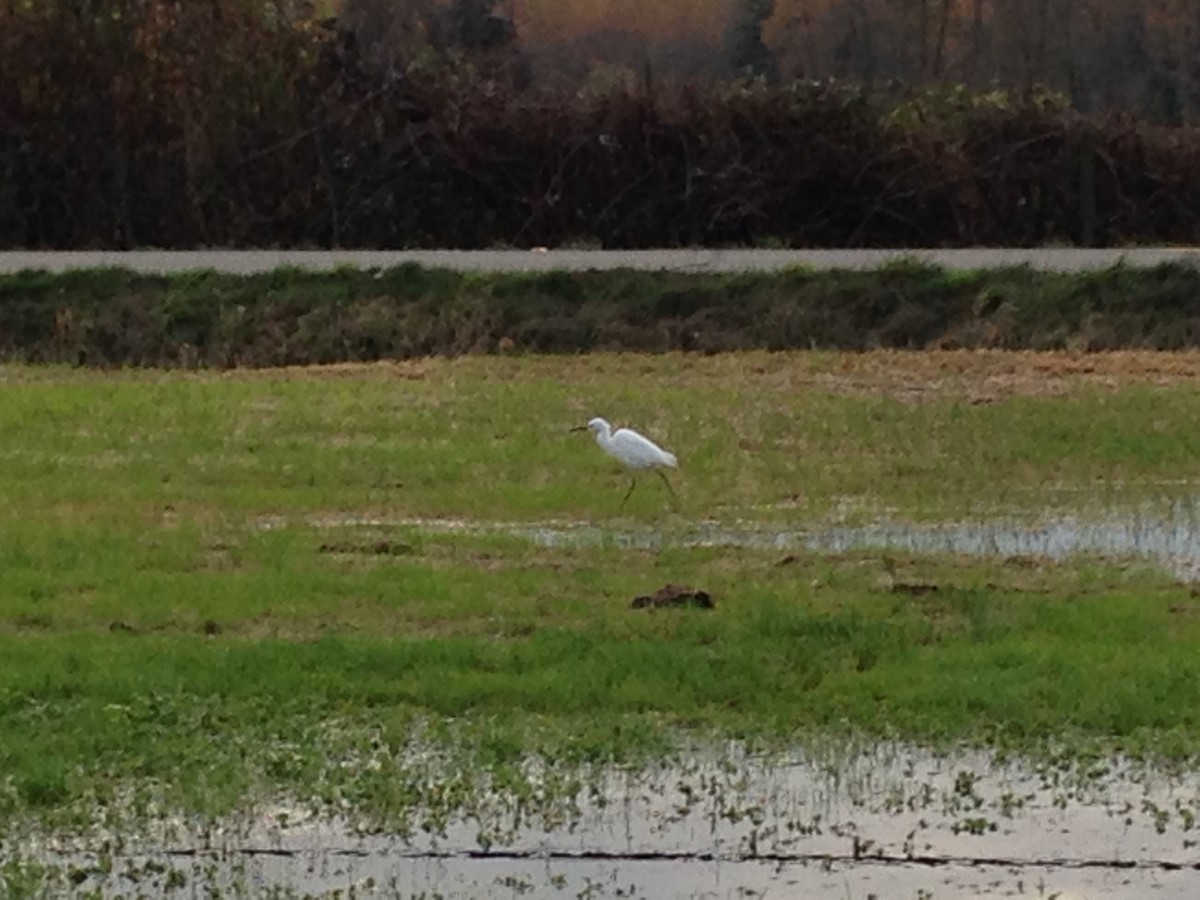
[889,581,940,596]
[318,539,414,557]
[11,613,54,631]
[790,349,1200,403]
[632,583,715,609]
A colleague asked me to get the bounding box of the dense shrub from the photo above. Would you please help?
[2,1,1200,249]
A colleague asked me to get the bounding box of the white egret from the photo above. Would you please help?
[571,417,679,510]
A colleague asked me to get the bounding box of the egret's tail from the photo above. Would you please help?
[663,452,678,468]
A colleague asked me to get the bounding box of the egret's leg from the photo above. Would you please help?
[656,470,680,510]
[619,476,638,511]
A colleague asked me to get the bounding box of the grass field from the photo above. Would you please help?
[2,350,1200,836]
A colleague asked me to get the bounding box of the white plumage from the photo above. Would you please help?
[572,417,678,510]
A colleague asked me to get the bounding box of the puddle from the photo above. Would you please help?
[126,507,1200,893]
[263,494,1200,581]
[11,744,1200,897]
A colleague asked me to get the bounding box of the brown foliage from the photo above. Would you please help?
[2,1,1200,249]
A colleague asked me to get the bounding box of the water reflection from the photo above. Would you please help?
[19,743,1200,898]
[282,494,1200,580]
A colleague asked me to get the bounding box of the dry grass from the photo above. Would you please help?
[174,348,1200,390]
[773,350,1200,404]
[113,348,1200,415]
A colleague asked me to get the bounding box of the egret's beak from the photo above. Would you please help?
[568,425,587,433]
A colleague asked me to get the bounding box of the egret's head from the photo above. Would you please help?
[569,417,609,436]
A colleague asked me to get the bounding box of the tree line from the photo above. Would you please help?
[334,0,1200,123]
[1,1,1197,249]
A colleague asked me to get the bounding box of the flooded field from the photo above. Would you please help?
[8,503,1200,896]
[264,491,1200,583]
[91,504,1194,896]
[5,353,1200,898]
[12,743,1199,897]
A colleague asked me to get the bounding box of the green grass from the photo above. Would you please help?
[3,353,1200,523]
[2,353,1200,830]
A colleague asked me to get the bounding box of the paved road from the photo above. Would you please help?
[2,247,1200,274]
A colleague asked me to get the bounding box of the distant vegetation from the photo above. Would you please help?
[1,1,1199,249]
[340,0,1200,120]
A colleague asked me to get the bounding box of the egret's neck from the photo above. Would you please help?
[594,422,614,450]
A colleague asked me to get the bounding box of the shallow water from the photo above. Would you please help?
[267,494,1200,581]
[16,744,1200,897]
[138,505,1200,894]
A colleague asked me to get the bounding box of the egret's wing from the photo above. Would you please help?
[613,428,677,468]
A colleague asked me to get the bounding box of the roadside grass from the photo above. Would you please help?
[7,263,1200,366]
[2,353,1200,830]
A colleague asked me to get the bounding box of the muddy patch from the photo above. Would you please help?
[631,583,714,609]
[12,744,1200,897]
[317,538,414,557]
